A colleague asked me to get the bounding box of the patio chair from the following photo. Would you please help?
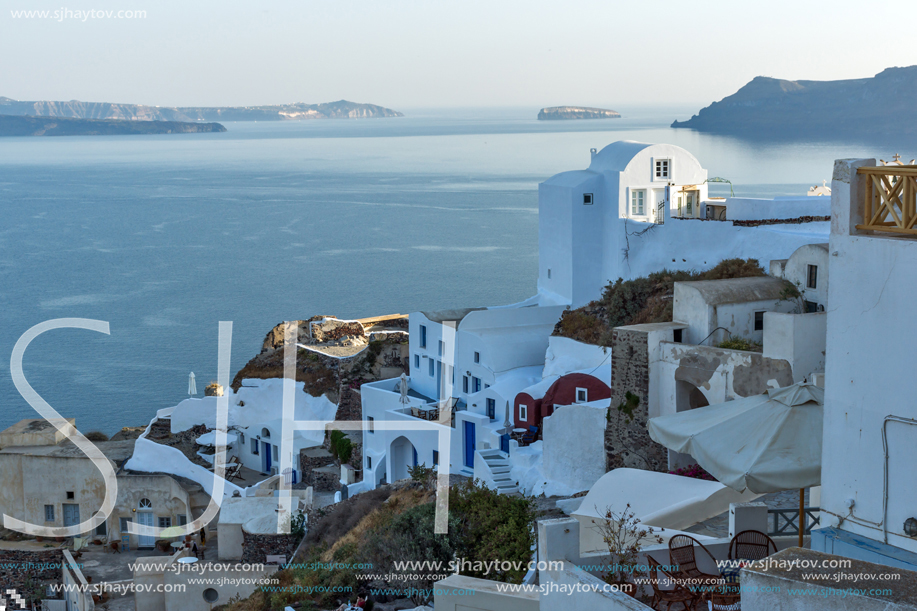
[521,426,538,445]
[225,462,244,482]
[668,534,722,587]
[411,406,421,418]
[70,536,86,560]
[646,555,700,611]
[728,530,777,562]
[708,584,742,611]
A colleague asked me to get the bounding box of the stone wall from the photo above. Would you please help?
[241,531,300,565]
[604,328,667,472]
[0,548,64,602]
[310,318,366,342]
[335,387,362,421]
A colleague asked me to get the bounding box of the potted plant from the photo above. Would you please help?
[593,503,663,598]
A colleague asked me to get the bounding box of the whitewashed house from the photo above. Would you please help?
[537,141,830,307]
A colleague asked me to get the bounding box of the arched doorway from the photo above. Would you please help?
[389,436,416,483]
[675,380,710,413]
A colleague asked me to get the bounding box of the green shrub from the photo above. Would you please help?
[716,335,762,352]
[336,437,353,464]
[84,431,109,442]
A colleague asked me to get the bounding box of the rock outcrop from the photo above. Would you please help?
[0,114,226,137]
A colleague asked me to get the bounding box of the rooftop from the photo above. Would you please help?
[0,439,136,463]
[676,275,788,305]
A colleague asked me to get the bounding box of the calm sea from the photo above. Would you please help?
[0,107,907,434]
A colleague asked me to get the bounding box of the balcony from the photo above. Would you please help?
[856,165,917,237]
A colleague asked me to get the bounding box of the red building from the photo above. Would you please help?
[515,372,611,431]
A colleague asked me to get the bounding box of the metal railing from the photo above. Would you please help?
[768,506,821,536]
[856,166,917,236]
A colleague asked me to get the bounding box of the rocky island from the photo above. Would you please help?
[538,106,621,120]
[0,114,226,137]
[0,97,403,122]
[671,66,917,138]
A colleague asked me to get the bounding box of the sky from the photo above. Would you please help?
[3,0,917,110]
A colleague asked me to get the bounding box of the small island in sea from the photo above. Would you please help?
[0,114,226,137]
[671,65,917,138]
[537,106,621,120]
[0,97,403,122]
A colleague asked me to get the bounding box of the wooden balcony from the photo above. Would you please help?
[856,165,917,236]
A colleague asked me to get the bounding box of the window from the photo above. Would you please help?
[96,521,107,536]
[583,193,593,205]
[367,416,374,433]
[575,388,588,403]
[438,340,444,356]
[473,377,481,393]
[272,445,279,461]
[486,398,496,420]
[754,311,765,331]
[414,354,420,369]
[805,300,819,313]
[412,447,418,467]
[251,438,259,454]
[433,450,439,465]
[120,517,131,533]
[686,192,695,217]
[419,325,427,348]
[66,491,74,500]
[473,351,480,364]
[631,190,645,215]
[158,517,172,529]
[239,432,244,444]
[547,268,551,279]
[463,376,469,393]
[366,456,372,470]
[44,505,54,522]
[428,359,435,377]
[261,427,270,438]
[673,329,683,343]
[139,498,152,509]
[519,404,528,422]
[178,514,188,526]
[807,264,818,290]
[655,159,670,179]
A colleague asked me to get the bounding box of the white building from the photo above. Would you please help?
[537,141,830,307]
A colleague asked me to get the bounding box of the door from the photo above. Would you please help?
[262,441,272,473]
[435,360,443,400]
[137,512,155,548]
[654,189,665,224]
[463,421,476,468]
[62,504,80,528]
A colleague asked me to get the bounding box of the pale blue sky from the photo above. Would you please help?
[2,0,915,109]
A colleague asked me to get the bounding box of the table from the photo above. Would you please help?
[170,541,185,551]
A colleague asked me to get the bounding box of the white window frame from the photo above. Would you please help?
[367,416,374,433]
[654,159,671,180]
[807,264,818,290]
[575,387,588,404]
[519,403,528,422]
[631,189,646,216]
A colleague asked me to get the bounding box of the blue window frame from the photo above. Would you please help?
[414,354,420,369]
[428,359,435,377]
[486,398,496,420]
[419,325,427,348]
[433,450,439,465]
[438,340,444,356]
[473,377,481,393]
[474,351,480,363]
[463,376,469,393]
[251,438,259,454]
[44,505,54,522]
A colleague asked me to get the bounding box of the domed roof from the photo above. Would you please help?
[588,141,653,172]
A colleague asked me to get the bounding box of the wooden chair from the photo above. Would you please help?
[728,530,777,561]
[225,462,243,482]
[646,555,700,610]
[668,534,722,587]
[708,584,742,611]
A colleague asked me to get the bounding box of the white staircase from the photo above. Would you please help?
[478,449,518,494]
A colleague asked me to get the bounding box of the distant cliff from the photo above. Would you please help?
[0,115,226,137]
[0,97,403,122]
[538,106,621,120]
[672,66,917,137]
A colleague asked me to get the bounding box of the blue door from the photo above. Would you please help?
[412,446,418,467]
[500,434,510,454]
[262,441,272,473]
[463,421,476,468]
[435,360,442,400]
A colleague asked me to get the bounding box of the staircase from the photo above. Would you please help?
[477,449,518,494]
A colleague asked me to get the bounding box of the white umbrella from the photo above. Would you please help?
[648,382,824,546]
[188,372,197,396]
[399,373,409,404]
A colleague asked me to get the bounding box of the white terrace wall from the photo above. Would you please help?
[725,196,830,221]
[818,158,917,562]
[542,402,607,496]
[762,312,827,383]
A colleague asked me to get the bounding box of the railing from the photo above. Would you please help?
[856,166,917,236]
[768,506,821,536]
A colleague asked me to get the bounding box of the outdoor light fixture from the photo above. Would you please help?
[904,517,917,537]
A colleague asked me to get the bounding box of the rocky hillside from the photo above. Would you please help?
[0,114,226,137]
[672,66,917,137]
[538,105,621,120]
[0,97,403,122]
[553,258,768,345]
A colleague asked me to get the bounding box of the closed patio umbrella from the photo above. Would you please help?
[399,373,409,404]
[188,372,197,396]
[648,382,824,547]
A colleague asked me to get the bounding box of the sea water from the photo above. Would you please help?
[0,107,905,433]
